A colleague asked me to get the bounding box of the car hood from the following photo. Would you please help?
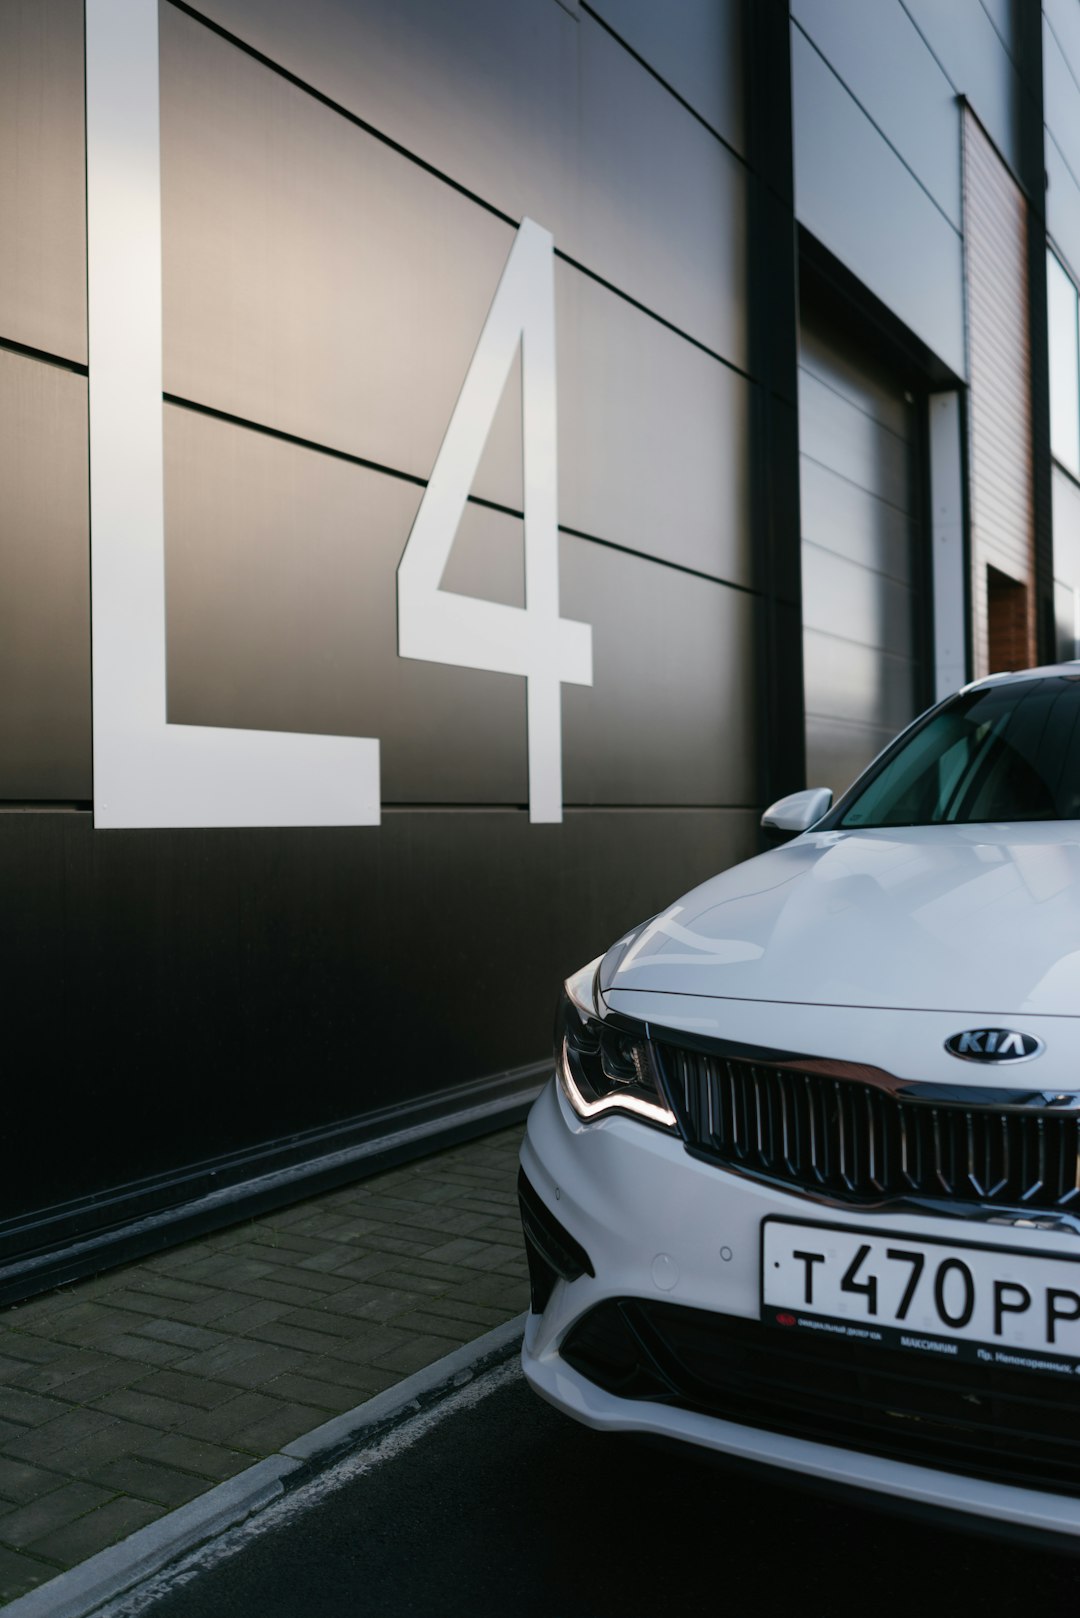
[599,824,1080,1017]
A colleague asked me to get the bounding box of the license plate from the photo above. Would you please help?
[762,1218,1080,1379]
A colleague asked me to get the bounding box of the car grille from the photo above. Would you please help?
[653,1040,1080,1210]
[562,1298,1080,1499]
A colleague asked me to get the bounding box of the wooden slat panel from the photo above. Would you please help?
[962,109,1036,675]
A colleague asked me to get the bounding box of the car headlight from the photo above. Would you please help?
[554,960,677,1131]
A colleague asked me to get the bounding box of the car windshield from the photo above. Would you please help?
[838,675,1080,828]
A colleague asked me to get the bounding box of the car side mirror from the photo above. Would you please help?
[760,787,833,840]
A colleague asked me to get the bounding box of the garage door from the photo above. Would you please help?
[799,313,923,796]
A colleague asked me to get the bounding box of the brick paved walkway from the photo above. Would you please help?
[0,1126,528,1605]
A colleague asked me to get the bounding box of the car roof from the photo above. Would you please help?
[960,661,1080,693]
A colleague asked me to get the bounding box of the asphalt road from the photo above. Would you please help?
[127,1364,1080,1618]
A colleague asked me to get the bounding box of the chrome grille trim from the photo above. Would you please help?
[653,1040,1080,1212]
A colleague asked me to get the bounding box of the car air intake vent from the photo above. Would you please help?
[652,1041,1080,1210]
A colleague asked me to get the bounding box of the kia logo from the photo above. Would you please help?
[944,1029,1044,1063]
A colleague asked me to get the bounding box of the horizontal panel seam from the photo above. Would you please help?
[798,450,913,517]
[797,365,913,445]
[0,334,88,378]
[975,0,1020,65]
[553,249,752,380]
[578,0,746,167]
[1052,456,1080,495]
[0,802,92,812]
[1045,124,1080,216]
[165,0,517,220]
[1047,125,1080,203]
[557,523,761,598]
[167,0,754,386]
[792,17,962,236]
[800,535,916,591]
[805,712,901,735]
[1045,13,1080,119]
[805,623,920,663]
[382,803,760,812]
[165,389,446,490]
[164,391,764,599]
[896,0,976,111]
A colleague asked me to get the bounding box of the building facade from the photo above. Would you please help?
[0,0,1074,1295]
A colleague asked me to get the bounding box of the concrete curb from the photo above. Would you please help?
[282,1312,528,1463]
[4,1313,527,1618]
[2,1459,299,1618]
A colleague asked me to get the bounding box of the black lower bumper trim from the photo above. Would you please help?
[562,1296,1080,1500]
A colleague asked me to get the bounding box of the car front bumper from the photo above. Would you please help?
[520,1076,1080,1539]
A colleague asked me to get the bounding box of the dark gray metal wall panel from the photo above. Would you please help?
[575,12,747,363]
[978,0,1016,56]
[0,351,91,798]
[1052,463,1080,591]
[586,0,744,153]
[1055,578,1077,660]
[560,537,758,806]
[802,542,915,660]
[557,267,752,585]
[1047,252,1079,475]
[187,0,579,253]
[805,714,895,798]
[799,310,919,792]
[0,0,86,362]
[0,804,759,1219]
[799,323,911,435]
[160,4,523,512]
[165,408,753,807]
[791,27,965,377]
[1046,0,1080,82]
[1045,0,1080,281]
[903,0,1021,177]
[439,497,525,611]
[791,0,960,229]
[799,458,911,584]
[160,5,750,580]
[798,371,911,512]
[1046,133,1080,285]
[803,631,916,737]
[163,405,528,805]
[1044,20,1080,197]
[476,349,523,518]
[181,0,748,364]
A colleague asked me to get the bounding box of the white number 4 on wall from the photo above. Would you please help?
[85,0,589,829]
[397,219,593,824]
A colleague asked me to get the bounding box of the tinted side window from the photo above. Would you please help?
[839,678,1080,826]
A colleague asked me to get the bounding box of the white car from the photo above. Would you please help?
[519,665,1080,1539]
